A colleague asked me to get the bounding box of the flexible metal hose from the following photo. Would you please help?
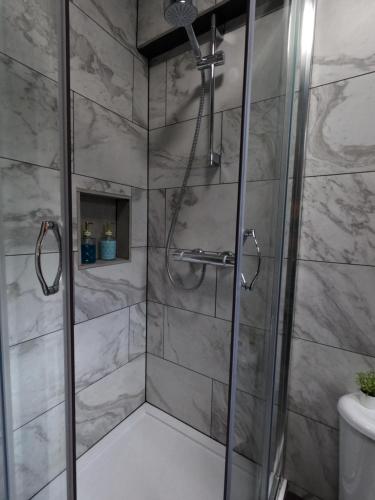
[165,69,207,290]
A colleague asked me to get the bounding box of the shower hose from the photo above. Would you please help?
[165,69,208,290]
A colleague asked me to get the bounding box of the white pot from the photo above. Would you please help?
[359,391,375,410]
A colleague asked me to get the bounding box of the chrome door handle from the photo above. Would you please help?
[241,228,261,291]
[35,221,62,296]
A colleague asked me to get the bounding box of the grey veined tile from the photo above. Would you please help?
[216,255,274,330]
[72,0,138,52]
[32,472,66,500]
[147,247,216,317]
[76,354,145,456]
[74,94,147,189]
[70,3,133,120]
[299,172,375,265]
[133,57,149,129]
[211,381,264,464]
[306,73,375,176]
[148,189,166,247]
[131,187,148,247]
[164,307,232,384]
[221,99,284,183]
[13,403,66,500]
[74,247,147,322]
[165,183,237,253]
[289,338,375,429]
[0,53,59,168]
[294,260,375,356]
[146,302,164,357]
[0,159,61,256]
[149,114,221,189]
[311,0,375,87]
[149,61,166,130]
[75,308,130,392]
[129,302,146,360]
[0,0,58,79]
[146,354,212,435]
[6,254,63,345]
[286,411,338,500]
[10,330,65,430]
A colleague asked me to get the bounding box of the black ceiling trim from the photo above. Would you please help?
[138,0,285,60]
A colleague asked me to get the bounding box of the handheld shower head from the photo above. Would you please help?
[164,0,198,27]
[164,0,202,59]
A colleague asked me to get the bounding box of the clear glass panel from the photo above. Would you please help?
[0,0,68,498]
[226,0,301,498]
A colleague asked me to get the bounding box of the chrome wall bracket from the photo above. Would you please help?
[197,13,224,168]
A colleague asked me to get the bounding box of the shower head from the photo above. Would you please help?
[164,0,198,27]
[164,0,202,60]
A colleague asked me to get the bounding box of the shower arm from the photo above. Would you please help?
[195,14,225,168]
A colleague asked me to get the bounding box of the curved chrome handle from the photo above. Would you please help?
[35,221,62,296]
[241,228,261,291]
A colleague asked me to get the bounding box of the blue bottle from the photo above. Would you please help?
[81,222,96,265]
[100,224,116,261]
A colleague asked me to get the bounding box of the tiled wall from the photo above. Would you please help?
[0,0,148,498]
[285,1,375,499]
[147,6,288,462]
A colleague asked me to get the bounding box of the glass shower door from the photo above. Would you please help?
[225,0,301,498]
[0,1,73,498]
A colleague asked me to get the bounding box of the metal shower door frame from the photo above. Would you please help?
[57,0,77,498]
[223,0,305,498]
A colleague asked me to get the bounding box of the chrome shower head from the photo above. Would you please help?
[164,0,198,28]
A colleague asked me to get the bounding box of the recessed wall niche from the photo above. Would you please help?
[78,190,131,269]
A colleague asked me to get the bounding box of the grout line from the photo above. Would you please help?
[287,408,339,433]
[310,68,375,91]
[291,333,375,360]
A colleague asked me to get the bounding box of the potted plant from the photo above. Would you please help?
[356,371,375,409]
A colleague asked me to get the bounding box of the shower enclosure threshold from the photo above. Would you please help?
[76,403,256,500]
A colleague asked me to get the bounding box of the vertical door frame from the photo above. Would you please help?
[223,0,257,498]
[57,1,77,498]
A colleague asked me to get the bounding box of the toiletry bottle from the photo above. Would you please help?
[81,222,96,265]
[100,224,116,261]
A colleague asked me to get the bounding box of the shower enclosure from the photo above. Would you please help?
[0,0,312,499]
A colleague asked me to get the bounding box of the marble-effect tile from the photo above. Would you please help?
[0,0,58,79]
[306,73,375,176]
[148,189,166,247]
[146,302,164,357]
[129,302,146,360]
[294,260,375,356]
[289,338,375,429]
[0,54,59,168]
[76,355,145,456]
[74,247,147,322]
[146,354,212,435]
[149,114,221,189]
[311,0,375,87]
[165,183,237,252]
[70,3,133,120]
[164,307,231,384]
[299,172,375,266]
[74,308,130,392]
[131,187,148,247]
[6,253,63,345]
[148,247,216,317]
[74,94,147,189]
[72,0,137,52]
[149,61,166,130]
[10,330,64,430]
[286,411,338,500]
[13,403,66,500]
[133,58,149,129]
[0,159,61,255]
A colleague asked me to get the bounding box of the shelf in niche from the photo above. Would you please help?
[77,189,131,270]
